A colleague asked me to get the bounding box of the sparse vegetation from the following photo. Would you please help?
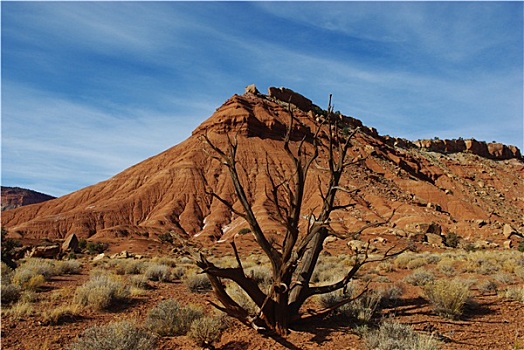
[185,272,212,293]
[404,268,435,286]
[144,263,171,282]
[145,299,203,336]
[74,273,130,310]
[424,278,470,319]
[363,321,438,350]
[68,320,157,350]
[188,315,226,349]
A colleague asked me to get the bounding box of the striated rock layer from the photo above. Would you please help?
[2,87,524,245]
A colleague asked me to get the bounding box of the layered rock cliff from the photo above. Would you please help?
[2,86,523,245]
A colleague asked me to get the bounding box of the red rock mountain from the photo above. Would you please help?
[2,87,523,245]
[1,187,55,212]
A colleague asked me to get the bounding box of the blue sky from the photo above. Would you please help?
[2,1,523,197]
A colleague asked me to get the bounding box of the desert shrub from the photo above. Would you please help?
[86,241,108,255]
[187,316,226,348]
[393,252,417,270]
[445,232,460,248]
[145,299,203,336]
[68,320,157,350]
[424,253,441,264]
[424,278,470,319]
[379,284,404,307]
[1,283,21,304]
[54,260,82,275]
[518,241,524,253]
[478,280,498,295]
[13,258,56,283]
[151,256,178,267]
[172,266,186,280]
[130,274,151,290]
[144,263,171,282]
[493,272,513,284]
[499,285,524,302]
[363,321,438,350]
[185,273,212,293]
[404,268,435,286]
[74,273,130,310]
[406,257,428,270]
[438,260,456,277]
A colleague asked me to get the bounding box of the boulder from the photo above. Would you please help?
[425,233,444,247]
[503,224,517,238]
[92,253,107,262]
[347,240,376,253]
[62,233,79,252]
[503,240,513,249]
[416,222,442,235]
[26,245,60,259]
[110,250,130,259]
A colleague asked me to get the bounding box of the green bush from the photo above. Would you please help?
[68,321,157,350]
[86,241,108,255]
[145,299,203,336]
[445,232,460,248]
[74,273,130,310]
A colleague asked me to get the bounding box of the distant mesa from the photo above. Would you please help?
[1,186,56,211]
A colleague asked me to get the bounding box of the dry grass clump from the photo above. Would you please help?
[68,320,157,350]
[1,300,33,320]
[405,257,429,270]
[393,252,419,270]
[363,320,438,350]
[423,278,470,319]
[145,299,203,336]
[187,316,227,348]
[499,285,524,303]
[74,273,130,310]
[144,263,171,282]
[437,259,457,277]
[41,304,82,325]
[404,268,435,286]
[185,273,212,293]
[54,260,83,275]
[246,265,273,287]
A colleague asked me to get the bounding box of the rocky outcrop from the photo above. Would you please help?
[267,86,314,112]
[413,139,522,160]
[1,187,55,211]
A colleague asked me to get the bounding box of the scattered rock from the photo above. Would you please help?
[425,233,444,247]
[92,253,107,262]
[347,240,376,253]
[503,240,513,249]
[503,224,518,238]
[110,250,130,259]
[473,240,499,249]
[26,245,60,259]
[62,233,79,252]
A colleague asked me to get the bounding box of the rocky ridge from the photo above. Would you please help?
[2,86,523,248]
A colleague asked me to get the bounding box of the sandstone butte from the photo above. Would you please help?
[2,86,524,246]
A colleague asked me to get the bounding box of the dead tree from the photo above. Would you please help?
[198,95,404,336]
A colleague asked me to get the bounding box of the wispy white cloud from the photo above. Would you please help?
[2,2,522,196]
